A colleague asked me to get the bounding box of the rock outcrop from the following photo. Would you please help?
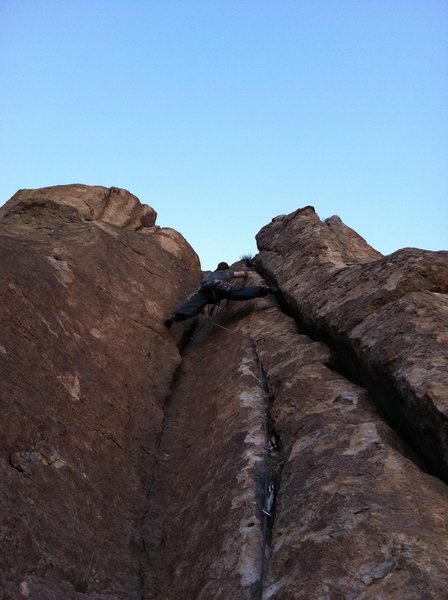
[1,189,447,599]
[1,185,157,230]
[142,226,200,271]
[0,185,201,599]
[256,207,448,480]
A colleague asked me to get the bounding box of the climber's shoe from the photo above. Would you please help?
[164,315,176,329]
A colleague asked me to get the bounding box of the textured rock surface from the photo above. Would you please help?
[0,187,201,598]
[142,298,269,599]
[143,225,200,270]
[256,207,448,480]
[2,190,448,599]
[0,184,157,230]
[138,269,448,599]
[254,305,448,598]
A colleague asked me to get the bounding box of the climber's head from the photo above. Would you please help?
[216,262,230,271]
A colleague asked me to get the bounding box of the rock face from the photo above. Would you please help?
[256,207,448,480]
[0,185,201,599]
[141,300,268,599]
[1,190,448,599]
[1,184,157,230]
[254,304,448,598]
[142,226,200,270]
[140,284,448,599]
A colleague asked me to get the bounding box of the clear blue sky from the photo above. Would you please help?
[1,1,447,270]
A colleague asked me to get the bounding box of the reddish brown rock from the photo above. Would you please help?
[256,207,448,479]
[2,189,448,599]
[143,225,200,270]
[253,304,448,599]
[0,184,157,230]
[140,288,273,598]
[137,270,448,599]
[324,214,383,264]
[0,187,201,598]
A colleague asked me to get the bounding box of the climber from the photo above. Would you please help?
[164,262,276,328]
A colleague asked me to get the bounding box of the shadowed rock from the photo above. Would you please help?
[0,185,201,598]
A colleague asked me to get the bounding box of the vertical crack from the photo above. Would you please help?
[255,262,448,485]
[136,320,198,599]
[252,343,283,598]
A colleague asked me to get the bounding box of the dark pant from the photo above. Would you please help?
[172,285,269,322]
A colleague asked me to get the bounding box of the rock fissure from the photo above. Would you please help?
[256,250,448,484]
[136,347,190,599]
[138,291,285,598]
[252,343,283,599]
[202,316,285,597]
[275,275,447,483]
